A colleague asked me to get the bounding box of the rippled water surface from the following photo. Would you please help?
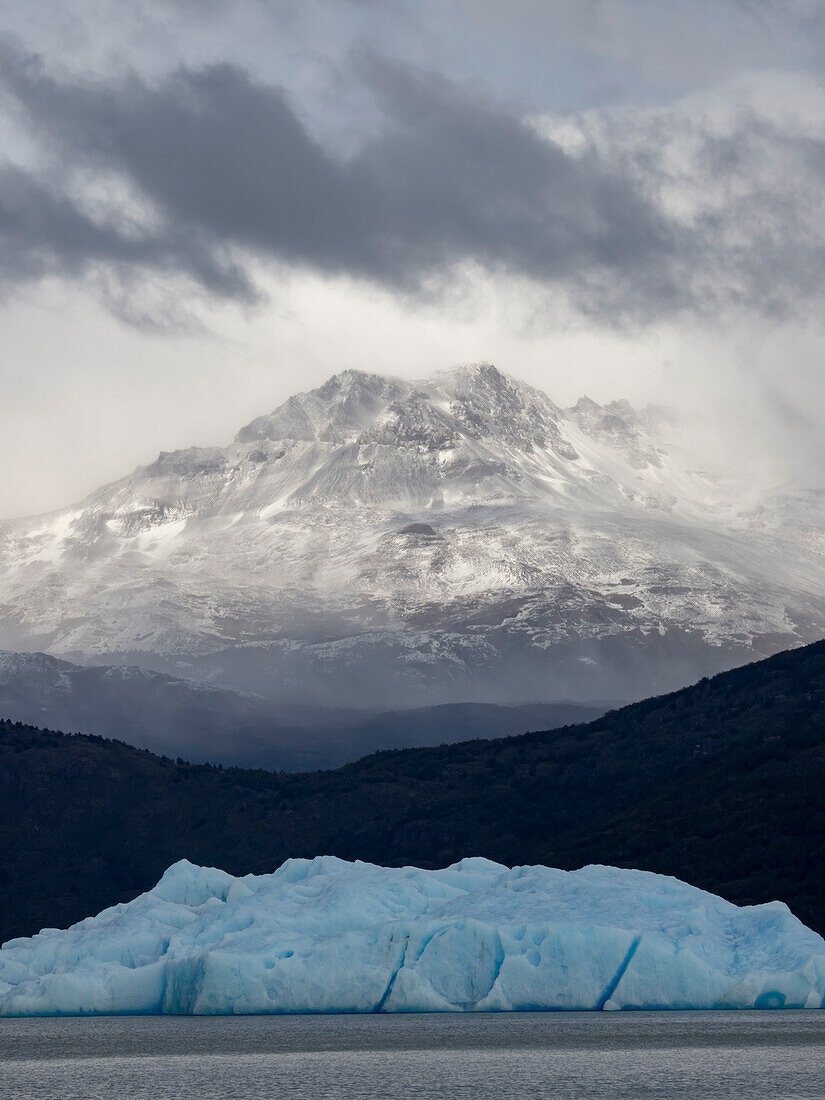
[1,1011,824,1099]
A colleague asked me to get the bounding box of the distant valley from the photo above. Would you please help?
[0,650,604,769]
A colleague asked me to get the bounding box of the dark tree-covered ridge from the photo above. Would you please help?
[1,639,823,944]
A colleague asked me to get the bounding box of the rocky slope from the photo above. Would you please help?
[1,363,823,706]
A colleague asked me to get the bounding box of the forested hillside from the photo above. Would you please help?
[2,640,823,944]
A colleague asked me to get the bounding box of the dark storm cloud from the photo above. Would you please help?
[0,43,686,321]
[0,162,257,300]
[0,39,823,325]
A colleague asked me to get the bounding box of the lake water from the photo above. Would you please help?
[1,1011,824,1099]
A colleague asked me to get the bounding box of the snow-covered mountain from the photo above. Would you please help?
[1,363,823,707]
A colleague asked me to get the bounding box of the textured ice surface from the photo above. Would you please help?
[1,858,824,1015]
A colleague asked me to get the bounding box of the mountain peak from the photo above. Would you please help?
[234,361,580,465]
[235,369,409,445]
[313,368,404,401]
[435,361,506,387]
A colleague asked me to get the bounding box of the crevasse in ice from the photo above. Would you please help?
[1,857,823,1015]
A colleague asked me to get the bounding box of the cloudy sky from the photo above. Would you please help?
[1,0,824,516]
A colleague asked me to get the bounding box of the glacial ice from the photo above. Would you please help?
[1,857,824,1016]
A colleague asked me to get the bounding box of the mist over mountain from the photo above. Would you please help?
[1,364,823,718]
[0,650,603,770]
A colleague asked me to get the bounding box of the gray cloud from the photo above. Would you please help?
[0,161,256,303]
[0,42,685,322]
[0,38,824,328]
[563,84,825,320]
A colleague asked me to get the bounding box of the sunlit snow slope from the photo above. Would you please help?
[1,857,823,1015]
[1,364,823,705]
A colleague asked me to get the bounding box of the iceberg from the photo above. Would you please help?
[1,857,823,1015]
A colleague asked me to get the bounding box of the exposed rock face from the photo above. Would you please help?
[1,363,823,706]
